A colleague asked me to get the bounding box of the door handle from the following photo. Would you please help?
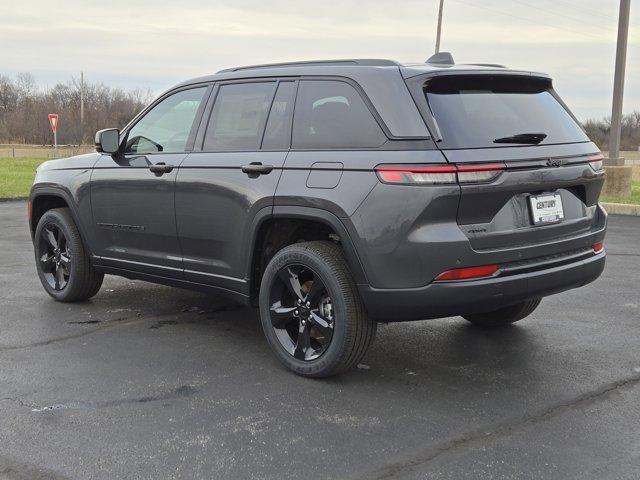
[149,162,174,175]
[241,163,274,175]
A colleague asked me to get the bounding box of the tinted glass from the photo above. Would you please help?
[203,82,275,151]
[262,81,295,149]
[425,76,589,149]
[125,87,206,154]
[293,80,385,149]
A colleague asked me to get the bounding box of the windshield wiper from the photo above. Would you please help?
[493,133,547,144]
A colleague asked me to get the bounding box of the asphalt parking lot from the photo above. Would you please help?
[1,200,639,480]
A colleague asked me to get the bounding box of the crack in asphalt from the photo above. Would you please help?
[0,310,190,353]
[2,385,198,413]
[0,456,72,480]
[349,374,640,480]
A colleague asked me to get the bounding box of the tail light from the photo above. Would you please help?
[588,154,604,172]
[456,163,505,183]
[375,163,505,185]
[375,165,457,184]
[434,264,499,282]
[592,241,604,254]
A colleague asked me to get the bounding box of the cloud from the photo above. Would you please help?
[1,0,637,119]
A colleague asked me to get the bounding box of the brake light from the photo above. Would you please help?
[375,163,505,185]
[588,154,604,172]
[592,241,604,254]
[434,264,499,282]
[375,165,457,184]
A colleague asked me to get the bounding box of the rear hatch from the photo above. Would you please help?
[422,73,605,251]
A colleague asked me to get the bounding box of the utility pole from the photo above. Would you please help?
[80,71,85,145]
[607,0,631,166]
[435,0,445,54]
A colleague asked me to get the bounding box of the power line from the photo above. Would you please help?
[450,0,612,41]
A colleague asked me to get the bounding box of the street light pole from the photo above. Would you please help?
[435,0,445,54]
[608,0,631,166]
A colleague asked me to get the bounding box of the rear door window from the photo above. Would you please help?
[203,82,275,151]
[425,75,589,149]
[293,80,386,149]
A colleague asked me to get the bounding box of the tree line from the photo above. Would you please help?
[582,112,640,152]
[1,72,639,150]
[0,73,152,145]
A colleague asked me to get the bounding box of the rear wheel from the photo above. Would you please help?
[259,241,376,378]
[463,299,541,328]
[34,208,104,302]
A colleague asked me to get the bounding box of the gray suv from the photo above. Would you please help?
[29,54,607,377]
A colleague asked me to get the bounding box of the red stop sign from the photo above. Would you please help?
[48,113,59,133]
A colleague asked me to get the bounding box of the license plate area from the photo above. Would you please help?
[529,193,564,225]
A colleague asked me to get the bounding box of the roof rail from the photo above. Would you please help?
[426,52,454,65]
[217,59,400,73]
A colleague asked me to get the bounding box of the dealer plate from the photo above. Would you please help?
[529,193,564,225]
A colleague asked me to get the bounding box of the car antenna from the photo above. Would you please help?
[426,52,454,65]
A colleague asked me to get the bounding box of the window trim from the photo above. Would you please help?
[195,78,280,153]
[119,83,213,156]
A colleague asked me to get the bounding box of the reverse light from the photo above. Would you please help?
[375,163,505,185]
[588,154,604,172]
[434,264,500,282]
[592,241,604,254]
[375,165,457,184]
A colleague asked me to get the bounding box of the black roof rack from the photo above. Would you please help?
[217,59,400,73]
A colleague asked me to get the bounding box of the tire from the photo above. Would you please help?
[259,241,376,378]
[463,298,541,328]
[34,207,104,302]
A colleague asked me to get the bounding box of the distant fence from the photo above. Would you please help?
[0,144,95,159]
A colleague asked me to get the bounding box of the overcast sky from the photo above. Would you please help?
[2,0,639,120]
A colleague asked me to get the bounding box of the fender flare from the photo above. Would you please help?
[243,205,368,289]
[29,186,93,254]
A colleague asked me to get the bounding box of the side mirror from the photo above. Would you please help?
[95,128,120,154]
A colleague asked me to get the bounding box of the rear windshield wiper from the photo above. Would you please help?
[493,133,547,144]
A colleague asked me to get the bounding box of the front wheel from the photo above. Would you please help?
[463,298,542,328]
[259,241,376,378]
[34,208,104,302]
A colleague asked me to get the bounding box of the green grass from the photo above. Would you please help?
[0,157,47,198]
[601,181,640,205]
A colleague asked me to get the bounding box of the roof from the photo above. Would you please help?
[167,55,549,139]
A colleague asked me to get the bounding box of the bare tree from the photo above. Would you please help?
[0,73,152,145]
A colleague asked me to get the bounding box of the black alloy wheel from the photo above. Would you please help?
[34,207,104,302]
[268,264,334,361]
[259,241,376,378]
[38,223,71,291]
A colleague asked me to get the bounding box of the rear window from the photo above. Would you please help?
[425,76,589,149]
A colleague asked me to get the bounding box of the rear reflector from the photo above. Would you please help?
[27,201,32,221]
[434,264,499,282]
[592,241,604,254]
[588,154,604,172]
[375,163,505,185]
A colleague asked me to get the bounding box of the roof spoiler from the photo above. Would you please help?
[426,52,454,65]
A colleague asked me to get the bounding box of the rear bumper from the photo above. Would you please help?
[358,251,605,322]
